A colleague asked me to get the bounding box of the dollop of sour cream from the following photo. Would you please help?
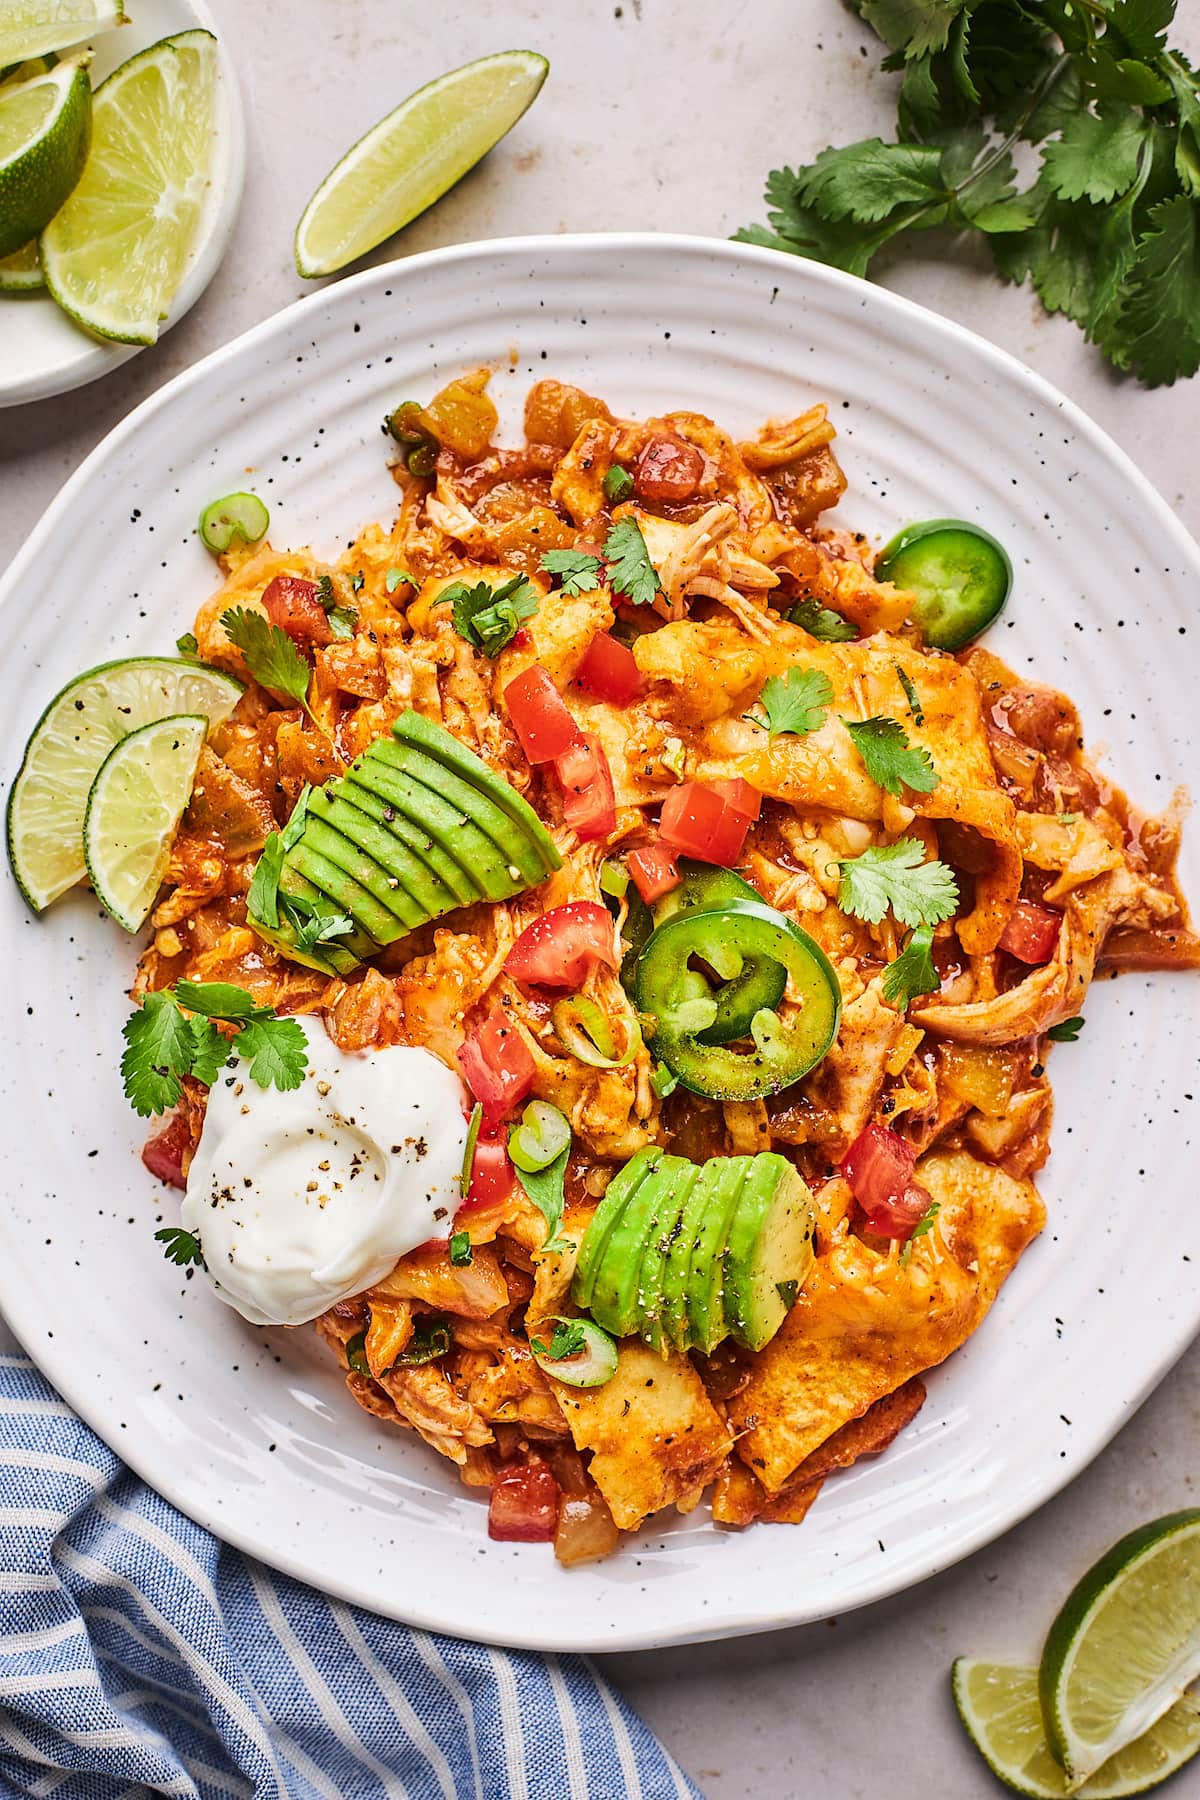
[180,1017,469,1327]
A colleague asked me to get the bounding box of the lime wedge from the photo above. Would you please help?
[0,237,43,289]
[1040,1512,1200,1783]
[0,0,123,65]
[7,656,241,912]
[953,1661,1200,1798]
[40,28,217,344]
[294,49,548,279]
[83,714,205,931]
[0,61,91,258]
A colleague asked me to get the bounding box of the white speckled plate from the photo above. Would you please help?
[1,235,1198,1652]
[0,0,244,408]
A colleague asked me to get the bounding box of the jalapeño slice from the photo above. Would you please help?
[876,517,1012,652]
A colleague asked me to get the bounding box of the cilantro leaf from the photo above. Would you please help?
[787,597,858,642]
[881,923,940,1008]
[842,714,938,795]
[516,1145,570,1246]
[449,1230,473,1266]
[279,896,355,956]
[838,838,960,928]
[155,1227,205,1269]
[1107,0,1175,61]
[1111,194,1200,385]
[385,567,418,594]
[233,1015,309,1092]
[799,137,948,223]
[315,573,357,639]
[531,1319,587,1361]
[446,574,539,657]
[540,548,604,596]
[1047,1014,1085,1042]
[221,606,311,705]
[189,1018,233,1087]
[899,1199,941,1264]
[603,516,662,607]
[754,666,834,738]
[246,832,285,930]
[394,1321,452,1366]
[857,0,968,61]
[121,990,196,1117]
[603,465,635,503]
[174,979,267,1022]
[1041,103,1149,204]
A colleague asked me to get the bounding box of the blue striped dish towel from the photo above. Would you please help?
[0,1352,700,1800]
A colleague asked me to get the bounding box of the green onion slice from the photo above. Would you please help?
[508,1100,571,1174]
[198,492,269,555]
[552,993,641,1069]
[460,1102,483,1198]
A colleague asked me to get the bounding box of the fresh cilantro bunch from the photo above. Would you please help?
[122,980,309,1116]
[737,0,1200,385]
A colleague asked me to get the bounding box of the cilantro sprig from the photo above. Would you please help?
[736,0,1200,386]
[221,606,335,744]
[787,598,858,642]
[838,838,959,928]
[314,573,357,641]
[122,981,309,1116]
[881,922,940,1008]
[445,573,539,656]
[752,665,834,738]
[531,1319,588,1361]
[540,548,604,596]
[604,516,662,607]
[1047,1014,1085,1042]
[155,1227,205,1268]
[843,714,938,796]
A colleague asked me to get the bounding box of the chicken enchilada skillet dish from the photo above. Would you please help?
[10,371,1196,1563]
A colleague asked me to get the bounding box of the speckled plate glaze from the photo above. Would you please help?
[0,0,245,408]
[2,235,1198,1652]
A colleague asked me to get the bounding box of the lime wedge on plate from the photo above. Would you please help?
[0,60,91,258]
[83,713,206,931]
[7,656,241,912]
[0,238,43,289]
[953,1661,1200,1798]
[1040,1511,1200,1783]
[294,49,548,278]
[40,28,218,344]
[0,0,123,65]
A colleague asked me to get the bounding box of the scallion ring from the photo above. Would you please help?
[552,993,641,1069]
[508,1100,571,1174]
[198,492,269,555]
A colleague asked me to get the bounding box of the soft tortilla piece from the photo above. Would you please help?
[552,1340,732,1530]
[728,1151,1045,1493]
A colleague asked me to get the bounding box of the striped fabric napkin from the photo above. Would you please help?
[0,1350,700,1800]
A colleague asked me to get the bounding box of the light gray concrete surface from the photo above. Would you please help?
[3,3,1198,1795]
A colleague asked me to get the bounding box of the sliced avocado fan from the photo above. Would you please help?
[247,709,561,973]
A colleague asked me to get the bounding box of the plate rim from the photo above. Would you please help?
[3,230,1199,1650]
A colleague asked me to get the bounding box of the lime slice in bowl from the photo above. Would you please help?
[0,61,91,259]
[40,28,218,345]
[0,238,43,289]
[0,0,123,65]
[953,1660,1200,1798]
[1040,1511,1200,1784]
[7,656,241,913]
[294,49,548,279]
[83,713,206,931]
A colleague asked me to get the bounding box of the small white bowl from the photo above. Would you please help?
[0,0,244,408]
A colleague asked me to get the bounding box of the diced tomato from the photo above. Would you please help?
[659,781,752,867]
[627,842,681,904]
[556,734,617,842]
[711,777,762,822]
[488,1461,560,1542]
[504,665,582,763]
[141,1112,191,1190]
[261,574,332,647]
[573,633,644,705]
[998,899,1062,965]
[634,435,704,504]
[505,902,618,988]
[841,1123,933,1240]
[464,1125,516,1211]
[457,1006,536,1125]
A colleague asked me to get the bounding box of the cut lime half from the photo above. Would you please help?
[0,60,91,258]
[0,0,123,65]
[294,49,548,279]
[953,1660,1200,1798]
[84,713,205,931]
[1041,1512,1200,1783]
[0,238,42,289]
[7,656,241,912]
[40,28,217,344]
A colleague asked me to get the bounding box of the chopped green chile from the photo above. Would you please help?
[552,993,640,1068]
[600,858,629,899]
[529,1316,619,1388]
[508,1100,571,1173]
[635,900,841,1100]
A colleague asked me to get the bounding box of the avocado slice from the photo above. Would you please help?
[722,1154,816,1352]
[573,1146,661,1310]
[332,774,473,912]
[355,748,522,904]
[685,1156,753,1355]
[393,709,560,876]
[586,1153,693,1340]
[307,785,443,923]
[659,1156,730,1355]
[300,813,426,930]
[368,739,544,896]
[635,1162,700,1356]
[286,841,409,946]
